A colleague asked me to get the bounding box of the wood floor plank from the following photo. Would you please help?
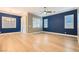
[0,32,78,52]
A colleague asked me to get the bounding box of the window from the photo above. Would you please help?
[2,16,16,28]
[33,17,42,28]
[33,17,37,28]
[44,19,48,28]
[64,14,74,29]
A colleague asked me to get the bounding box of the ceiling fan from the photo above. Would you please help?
[40,7,52,15]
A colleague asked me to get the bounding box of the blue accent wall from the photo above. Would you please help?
[0,13,21,33]
[43,10,77,35]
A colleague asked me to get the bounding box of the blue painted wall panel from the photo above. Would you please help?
[0,13,21,33]
[43,10,77,35]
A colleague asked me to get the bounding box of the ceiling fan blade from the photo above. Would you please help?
[47,11,52,13]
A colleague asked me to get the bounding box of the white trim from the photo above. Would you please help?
[27,31,78,38]
[0,31,78,37]
[0,31,77,38]
[0,32,21,35]
[77,9,79,44]
[42,31,77,38]
[28,31,43,34]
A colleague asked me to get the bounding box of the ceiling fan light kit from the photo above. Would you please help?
[40,7,52,15]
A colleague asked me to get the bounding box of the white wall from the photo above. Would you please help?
[21,16,27,33]
[77,8,79,44]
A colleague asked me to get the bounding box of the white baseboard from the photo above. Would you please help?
[0,32,21,35]
[28,31,43,34]
[27,31,78,38]
[0,31,77,38]
[0,31,78,38]
[42,31,77,38]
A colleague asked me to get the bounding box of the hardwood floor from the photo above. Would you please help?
[0,32,79,52]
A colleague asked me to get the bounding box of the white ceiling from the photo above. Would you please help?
[0,7,78,17]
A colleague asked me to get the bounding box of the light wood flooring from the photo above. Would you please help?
[0,32,79,52]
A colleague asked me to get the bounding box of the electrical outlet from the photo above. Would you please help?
[65,32,66,34]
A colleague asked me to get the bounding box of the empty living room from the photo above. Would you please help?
[0,7,78,52]
[0,0,79,59]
